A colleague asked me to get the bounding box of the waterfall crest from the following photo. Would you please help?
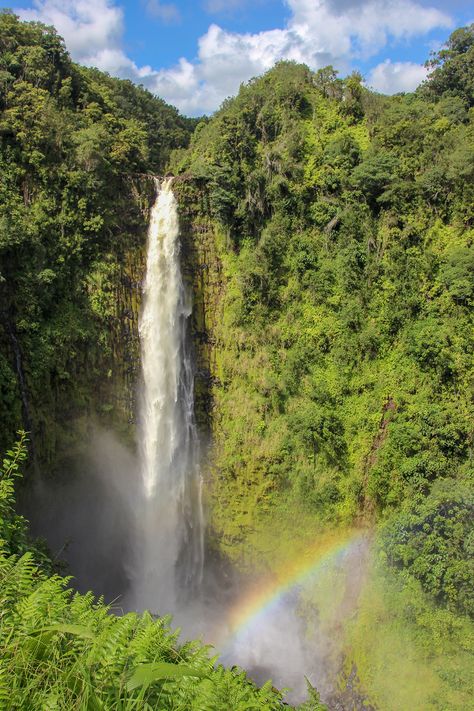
[134,177,204,611]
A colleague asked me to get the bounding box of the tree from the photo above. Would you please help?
[421,24,474,107]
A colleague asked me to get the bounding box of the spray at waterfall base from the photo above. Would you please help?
[23,426,372,702]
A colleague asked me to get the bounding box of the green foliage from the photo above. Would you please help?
[0,430,29,555]
[382,479,474,617]
[176,33,474,609]
[421,24,474,107]
[0,556,287,710]
[297,680,328,710]
[0,436,311,710]
[440,245,474,304]
[0,430,51,567]
[347,555,474,710]
[350,149,398,209]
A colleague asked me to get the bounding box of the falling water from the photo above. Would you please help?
[134,177,204,612]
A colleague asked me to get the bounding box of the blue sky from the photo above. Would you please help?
[2,0,472,115]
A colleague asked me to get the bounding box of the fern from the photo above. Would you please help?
[0,436,319,709]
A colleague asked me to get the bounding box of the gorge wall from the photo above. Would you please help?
[175,179,224,432]
[79,175,223,449]
[1,177,153,471]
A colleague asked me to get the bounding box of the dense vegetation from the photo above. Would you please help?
[172,25,474,708]
[175,25,473,584]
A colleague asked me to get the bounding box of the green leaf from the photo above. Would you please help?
[38,623,95,639]
[127,662,205,691]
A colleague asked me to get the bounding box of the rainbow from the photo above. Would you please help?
[217,528,367,649]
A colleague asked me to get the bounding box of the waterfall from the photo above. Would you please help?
[134,177,204,611]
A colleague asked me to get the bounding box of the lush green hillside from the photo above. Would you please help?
[172,26,474,708]
[175,28,473,565]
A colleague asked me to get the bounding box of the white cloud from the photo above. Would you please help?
[286,0,452,59]
[145,0,181,24]
[149,0,451,113]
[18,0,124,66]
[15,0,453,114]
[17,0,155,83]
[366,59,428,93]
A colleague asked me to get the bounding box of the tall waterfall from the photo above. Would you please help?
[135,177,204,611]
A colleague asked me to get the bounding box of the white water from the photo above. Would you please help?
[133,177,204,612]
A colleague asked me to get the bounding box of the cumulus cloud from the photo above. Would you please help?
[18,0,124,65]
[150,0,451,113]
[15,0,452,114]
[366,59,428,93]
[17,0,156,82]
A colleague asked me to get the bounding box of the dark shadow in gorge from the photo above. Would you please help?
[20,428,137,604]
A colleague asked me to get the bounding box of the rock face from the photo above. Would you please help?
[100,177,223,439]
[96,248,143,436]
[16,176,155,472]
[326,664,377,711]
[84,177,222,446]
[174,179,224,435]
[65,177,153,455]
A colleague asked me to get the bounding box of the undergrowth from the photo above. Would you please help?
[0,433,327,711]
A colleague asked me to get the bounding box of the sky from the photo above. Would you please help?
[1,0,472,115]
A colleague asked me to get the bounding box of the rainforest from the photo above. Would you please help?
[0,10,473,710]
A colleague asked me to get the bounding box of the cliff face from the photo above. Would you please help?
[87,177,224,446]
[86,176,224,442]
[83,177,153,444]
[0,177,157,473]
[23,177,154,472]
[175,180,224,434]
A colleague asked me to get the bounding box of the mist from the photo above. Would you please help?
[22,426,371,705]
[22,429,139,603]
